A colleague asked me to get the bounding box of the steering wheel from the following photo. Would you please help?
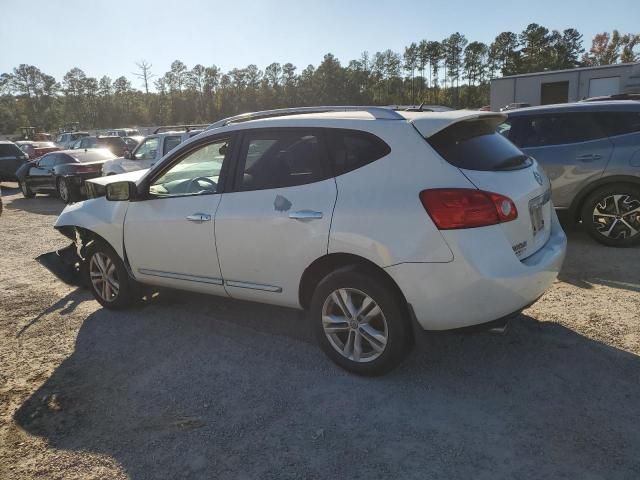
[186,176,217,194]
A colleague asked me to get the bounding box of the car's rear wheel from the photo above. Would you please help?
[581,183,640,247]
[20,180,35,198]
[310,266,409,375]
[56,177,70,204]
[84,240,135,309]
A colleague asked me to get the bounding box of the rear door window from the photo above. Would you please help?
[428,120,531,171]
[596,111,640,137]
[236,129,327,191]
[510,113,606,148]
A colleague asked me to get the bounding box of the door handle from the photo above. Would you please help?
[186,213,211,222]
[288,210,323,220]
[576,154,602,162]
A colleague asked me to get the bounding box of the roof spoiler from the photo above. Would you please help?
[153,124,209,134]
[205,106,405,130]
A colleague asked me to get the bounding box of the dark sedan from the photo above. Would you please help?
[16,149,117,203]
[0,141,30,181]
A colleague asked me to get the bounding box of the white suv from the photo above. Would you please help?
[54,107,567,375]
[101,129,204,176]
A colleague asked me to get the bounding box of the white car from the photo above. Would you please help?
[53,106,567,375]
[101,129,203,176]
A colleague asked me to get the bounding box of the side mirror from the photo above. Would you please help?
[106,181,137,201]
[124,151,132,160]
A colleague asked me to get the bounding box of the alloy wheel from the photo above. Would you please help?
[58,179,69,203]
[592,194,640,239]
[321,288,388,363]
[89,252,120,302]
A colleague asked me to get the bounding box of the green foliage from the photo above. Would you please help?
[0,26,637,134]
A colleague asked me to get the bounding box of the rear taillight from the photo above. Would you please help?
[419,188,517,229]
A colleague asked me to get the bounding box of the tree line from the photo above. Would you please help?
[1,24,638,134]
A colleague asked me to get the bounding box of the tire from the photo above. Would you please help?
[310,266,409,376]
[56,177,70,204]
[20,180,35,198]
[84,240,135,309]
[580,183,640,247]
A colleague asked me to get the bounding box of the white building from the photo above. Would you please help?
[490,62,640,110]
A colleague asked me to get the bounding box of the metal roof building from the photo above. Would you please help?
[490,62,640,111]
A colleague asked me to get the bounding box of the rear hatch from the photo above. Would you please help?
[417,113,552,260]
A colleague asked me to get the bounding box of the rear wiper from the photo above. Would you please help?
[492,155,531,171]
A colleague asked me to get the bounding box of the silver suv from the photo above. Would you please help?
[502,101,640,247]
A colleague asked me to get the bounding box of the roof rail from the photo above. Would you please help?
[206,106,405,130]
[153,124,209,134]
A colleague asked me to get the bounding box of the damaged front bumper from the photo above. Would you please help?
[36,242,85,286]
[38,227,91,286]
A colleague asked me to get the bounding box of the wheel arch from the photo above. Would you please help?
[299,253,417,345]
[569,175,640,222]
[299,253,408,310]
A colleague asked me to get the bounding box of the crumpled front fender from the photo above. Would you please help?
[54,197,129,260]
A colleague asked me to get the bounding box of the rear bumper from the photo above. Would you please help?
[385,209,567,330]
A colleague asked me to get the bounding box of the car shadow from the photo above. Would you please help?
[4,194,65,216]
[15,289,93,338]
[558,228,640,292]
[13,300,640,479]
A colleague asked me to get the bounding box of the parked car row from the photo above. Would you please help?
[4,102,639,249]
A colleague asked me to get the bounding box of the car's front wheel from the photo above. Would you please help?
[310,266,409,375]
[20,180,35,198]
[581,183,640,247]
[84,240,135,309]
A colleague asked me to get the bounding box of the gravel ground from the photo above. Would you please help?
[1,182,639,480]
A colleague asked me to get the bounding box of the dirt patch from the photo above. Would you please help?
[1,183,639,479]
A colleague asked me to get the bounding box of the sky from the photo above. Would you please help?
[1,0,639,89]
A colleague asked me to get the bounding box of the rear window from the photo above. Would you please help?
[0,143,24,156]
[428,120,531,171]
[72,149,117,163]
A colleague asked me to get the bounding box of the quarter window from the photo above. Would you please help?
[327,130,391,175]
[149,138,230,197]
[237,130,326,191]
